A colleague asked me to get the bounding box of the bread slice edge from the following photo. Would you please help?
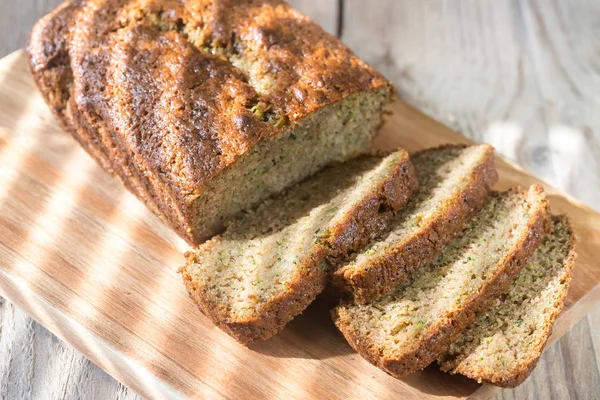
[439,215,576,387]
[331,185,552,377]
[332,144,499,303]
[181,149,418,344]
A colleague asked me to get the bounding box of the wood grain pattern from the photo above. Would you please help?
[342,0,600,209]
[342,0,556,185]
[0,299,139,400]
[0,50,599,400]
[1,1,600,399]
[495,305,600,400]
[287,0,339,36]
[0,0,63,57]
[518,0,600,209]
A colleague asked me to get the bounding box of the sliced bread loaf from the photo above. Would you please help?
[331,185,550,377]
[180,149,418,344]
[332,144,498,303]
[28,0,392,246]
[438,215,576,387]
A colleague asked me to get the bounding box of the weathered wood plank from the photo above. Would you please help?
[342,0,556,186]
[0,0,63,57]
[288,0,339,36]
[589,302,600,382]
[0,299,142,400]
[518,0,600,209]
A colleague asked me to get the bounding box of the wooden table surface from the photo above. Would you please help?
[1,1,599,399]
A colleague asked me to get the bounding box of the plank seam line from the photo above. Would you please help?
[336,0,344,38]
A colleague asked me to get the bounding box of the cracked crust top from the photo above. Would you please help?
[28,0,389,197]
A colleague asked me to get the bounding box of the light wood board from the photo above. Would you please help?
[0,50,598,400]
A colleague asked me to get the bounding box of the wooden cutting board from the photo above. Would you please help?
[0,50,598,400]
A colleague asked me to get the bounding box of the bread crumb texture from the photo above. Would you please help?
[438,215,576,387]
[181,149,417,343]
[333,144,498,303]
[332,185,550,377]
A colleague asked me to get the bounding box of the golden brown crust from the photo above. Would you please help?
[331,185,551,377]
[181,150,418,344]
[327,156,419,256]
[332,144,499,303]
[27,0,392,245]
[28,1,173,229]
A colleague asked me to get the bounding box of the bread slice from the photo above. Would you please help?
[28,0,392,246]
[438,215,576,387]
[332,144,498,303]
[331,185,550,377]
[180,149,418,344]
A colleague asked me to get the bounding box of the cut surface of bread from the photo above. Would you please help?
[180,149,418,344]
[332,144,498,303]
[28,0,392,245]
[332,185,550,377]
[438,216,576,387]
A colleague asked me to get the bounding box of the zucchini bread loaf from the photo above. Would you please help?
[180,149,418,343]
[28,0,392,245]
